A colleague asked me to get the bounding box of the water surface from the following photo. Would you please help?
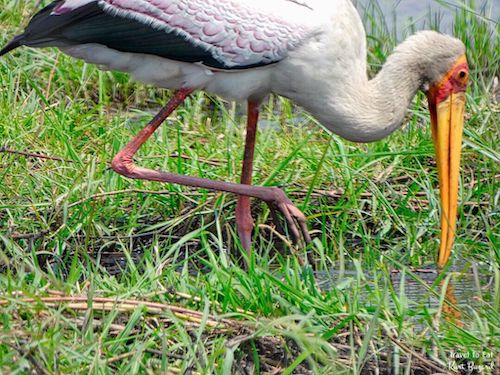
[355,0,498,35]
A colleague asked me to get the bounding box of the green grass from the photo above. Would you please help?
[0,0,498,373]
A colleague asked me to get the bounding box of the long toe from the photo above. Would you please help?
[284,202,311,245]
[265,187,311,248]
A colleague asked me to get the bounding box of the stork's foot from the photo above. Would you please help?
[265,188,311,247]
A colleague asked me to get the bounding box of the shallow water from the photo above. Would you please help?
[316,261,492,312]
[95,247,490,312]
[355,0,498,34]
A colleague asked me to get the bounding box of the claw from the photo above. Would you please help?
[284,201,312,245]
[268,204,286,235]
[265,188,312,249]
[277,201,302,244]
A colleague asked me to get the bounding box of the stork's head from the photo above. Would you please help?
[411,32,469,267]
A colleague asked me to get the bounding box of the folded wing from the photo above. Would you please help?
[1,0,317,70]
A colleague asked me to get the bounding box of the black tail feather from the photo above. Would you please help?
[0,35,24,57]
[0,1,62,57]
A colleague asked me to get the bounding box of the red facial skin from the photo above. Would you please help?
[427,55,469,123]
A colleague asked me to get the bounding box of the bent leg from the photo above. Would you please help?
[111,90,311,256]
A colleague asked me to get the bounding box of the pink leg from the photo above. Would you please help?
[235,101,259,256]
[111,90,311,252]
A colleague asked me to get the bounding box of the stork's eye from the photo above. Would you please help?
[456,69,468,83]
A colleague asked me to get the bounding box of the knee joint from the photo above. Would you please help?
[111,153,135,176]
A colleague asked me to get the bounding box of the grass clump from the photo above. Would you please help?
[0,0,498,373]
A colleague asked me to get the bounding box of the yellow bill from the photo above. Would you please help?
[431,91,466,267]
[427,54,468,268]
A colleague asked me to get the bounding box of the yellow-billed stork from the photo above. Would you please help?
[0,0,469,267]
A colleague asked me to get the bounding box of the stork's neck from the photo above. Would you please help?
[360,51,423,141]
[282,45,424,143]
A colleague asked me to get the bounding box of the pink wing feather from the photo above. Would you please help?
[54,0,318,68]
